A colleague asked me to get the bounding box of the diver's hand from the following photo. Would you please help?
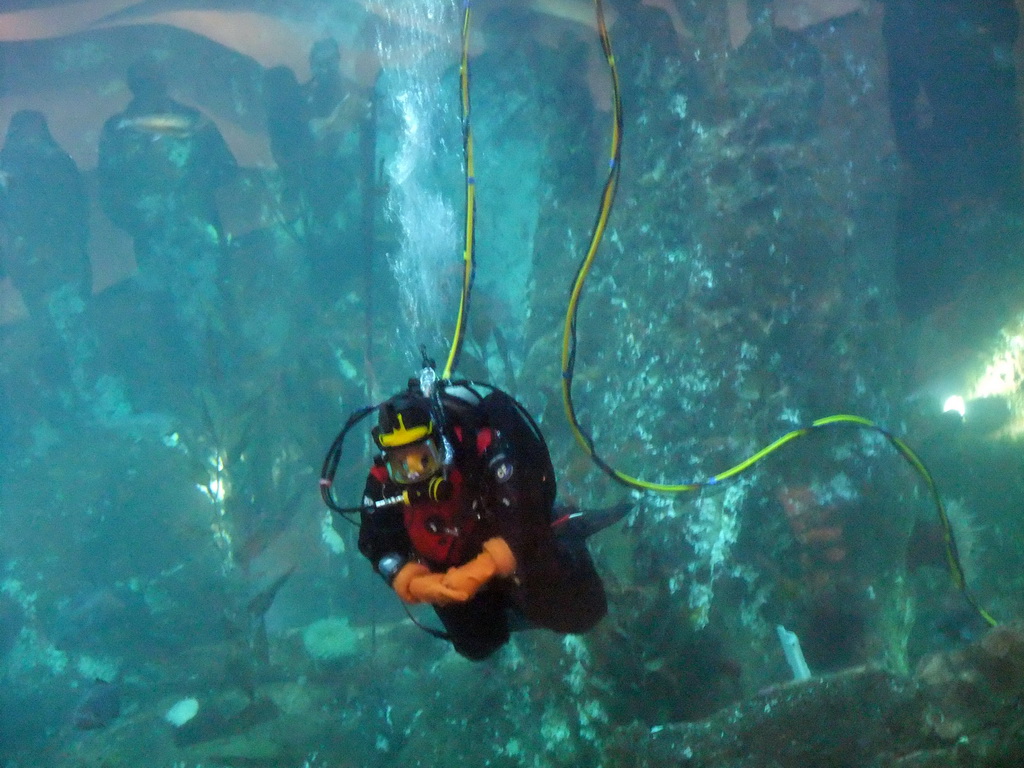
[441,538,517,600]
[407,573,470,606]
[392,562,468,606]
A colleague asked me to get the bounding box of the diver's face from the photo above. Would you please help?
[384,440,442,485]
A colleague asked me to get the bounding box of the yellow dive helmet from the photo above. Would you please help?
[373,388,443,485]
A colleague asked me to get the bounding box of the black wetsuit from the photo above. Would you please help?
[357,386,607,660]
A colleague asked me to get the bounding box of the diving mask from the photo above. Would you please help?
[384,439,444,485]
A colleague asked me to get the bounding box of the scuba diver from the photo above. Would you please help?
[317,0,1003,683]
[352,372,630,661]
[306,0,628,663]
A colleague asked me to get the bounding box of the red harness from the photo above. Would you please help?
[402,467,476,566]
[395,426,495,568]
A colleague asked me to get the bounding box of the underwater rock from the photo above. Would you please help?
[610,667,918,767]
[0,592,24,659]
[915,622,1024,745]
[607,622,1024,767]
[186,732,284,763]
[172,693,279,748]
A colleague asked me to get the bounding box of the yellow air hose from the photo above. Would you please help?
[440,0,477,381]
[557,0,996,627]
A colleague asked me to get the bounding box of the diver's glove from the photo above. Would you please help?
[392,562,468,606]
[441,537,517,600]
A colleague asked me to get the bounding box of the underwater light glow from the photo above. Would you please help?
[954,319,1024,437]
[943,395,966,417]
[970,329,1024,400]
[197,450,229,503]
[198,477,227,504]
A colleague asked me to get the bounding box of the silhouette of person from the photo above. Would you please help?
[0,110,96,410]
[263,39,363,292]
[884,0,1021,202]
[882,0,1022,316]
[263,65,315,224]
[98,57,237,376]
